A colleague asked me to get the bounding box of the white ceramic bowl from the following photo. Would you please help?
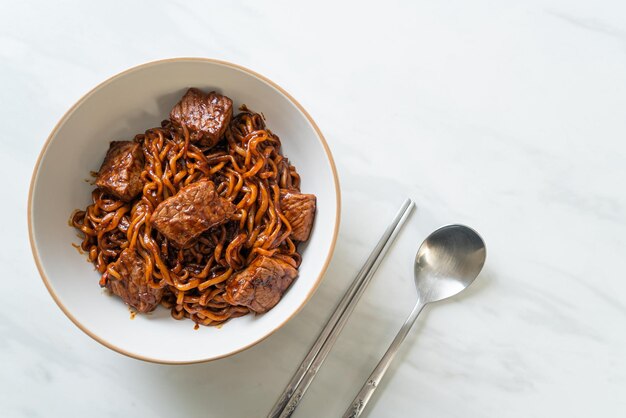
[28,58,340,364]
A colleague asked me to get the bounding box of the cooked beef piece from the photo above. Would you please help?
[280,189,316,241]
[95,141,145,201]
[106,248,163,313]
[224,256,298,313]
[151,179,235,247]
[169,88,233,148]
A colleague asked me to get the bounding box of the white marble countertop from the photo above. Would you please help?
[3,0,626,416]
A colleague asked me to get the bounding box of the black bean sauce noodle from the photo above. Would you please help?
[71,106,303,326]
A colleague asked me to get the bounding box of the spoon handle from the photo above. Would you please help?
[343,299,427,418]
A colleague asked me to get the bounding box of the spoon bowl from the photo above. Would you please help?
[414,224,486,303]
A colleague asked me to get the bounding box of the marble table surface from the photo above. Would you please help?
[2,0,625,416]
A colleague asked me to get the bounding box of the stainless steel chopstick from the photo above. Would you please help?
[268,199,415,418]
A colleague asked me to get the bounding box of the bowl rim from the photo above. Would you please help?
[27,57,341,364]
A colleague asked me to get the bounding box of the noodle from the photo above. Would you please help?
[71,106,303,327]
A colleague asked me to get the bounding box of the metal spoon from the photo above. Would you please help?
[343,224,486,418]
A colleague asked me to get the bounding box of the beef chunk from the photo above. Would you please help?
[224,256,298,313]
[169,88,233,148]
[95,141,144,201]
[280,189,316,241]
[151,179,235,247]
[106,248,163,313]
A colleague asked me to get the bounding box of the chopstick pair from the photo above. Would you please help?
[268,199,415,418]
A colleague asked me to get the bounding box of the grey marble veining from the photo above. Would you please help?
[2,0,626,416]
